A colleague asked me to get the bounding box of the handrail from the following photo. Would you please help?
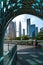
[0,44,17,65]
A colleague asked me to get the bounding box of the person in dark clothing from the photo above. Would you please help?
[31,40,33,45]
[35,40,38,47]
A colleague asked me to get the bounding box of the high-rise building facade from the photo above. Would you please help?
[35,27,38,36]
[29,24,35,38]
[27,19,30,36]
[23,29,25,36]
[8,21,16,39]
[14,22,16,37]
[19,22,21,37]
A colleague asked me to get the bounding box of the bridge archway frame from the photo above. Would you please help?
[0,0,43,36]
[0,0,43,64]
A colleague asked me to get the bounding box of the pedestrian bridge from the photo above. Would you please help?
[0,0,43,65]
[0,43,43,65]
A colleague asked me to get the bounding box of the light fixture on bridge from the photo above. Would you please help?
[17,3,22,8]
[1,1,3,9]
[42,3,43,6]
[11,3,16,7]
[36,0,40,3]
[8,5,11,9]
[36,9,40,12]
[14,9,18,13]
[17,0,21,3]
[4,7,6,13]
[32,6,34,9]
[36,3,39,6]
[6,0,10,5]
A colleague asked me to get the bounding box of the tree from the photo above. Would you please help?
[15,37,21,40]
[22,35,29,40]
[36,30,43,40]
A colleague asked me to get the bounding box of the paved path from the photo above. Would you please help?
[16,45,43,65]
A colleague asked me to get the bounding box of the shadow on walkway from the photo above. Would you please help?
[16,46,43,65]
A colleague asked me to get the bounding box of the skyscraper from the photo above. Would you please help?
[23,29,25,36]
[29,24,35,38]
[19,22,21,37]
[8,21,16,39]
[35,27,38,36]
[14,22,16,38]
[27,19,30,36]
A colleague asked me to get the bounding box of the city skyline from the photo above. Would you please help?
[27,19,38,37]
[12,14,43,32]
[5,18,43,39]
[12,14,43,37]
[5,14,43,38]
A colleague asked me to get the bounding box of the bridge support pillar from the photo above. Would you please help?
[0,33,4,65]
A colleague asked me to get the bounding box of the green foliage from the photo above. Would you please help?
[36,31,43,40]
[15,37,21,40]
[9,38,15,40]
[22,35,29,40]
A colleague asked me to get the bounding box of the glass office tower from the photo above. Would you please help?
[19,22,21,37]
[23,29,25,36]
[35,27,38,36]
[29,24,35,38]
[27,19,30,36]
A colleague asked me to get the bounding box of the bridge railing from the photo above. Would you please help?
[0,44,17,65]
[4,40,43,45]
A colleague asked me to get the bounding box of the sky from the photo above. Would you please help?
[12,14,43,36]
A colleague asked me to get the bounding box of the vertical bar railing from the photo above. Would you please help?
[0,43,17,65]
